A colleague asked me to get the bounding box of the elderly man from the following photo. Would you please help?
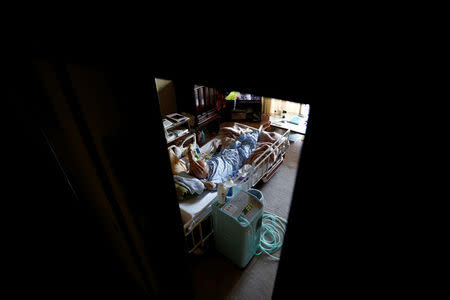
[188,123,266,190]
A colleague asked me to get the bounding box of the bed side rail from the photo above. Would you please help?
[255,128,289,185]
[251,128,290,169]
[167,133,196,158]
[233,127,290,189]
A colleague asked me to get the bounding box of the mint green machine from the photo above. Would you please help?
[212,188,264,268]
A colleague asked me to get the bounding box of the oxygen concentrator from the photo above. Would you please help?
[212,188,264,268]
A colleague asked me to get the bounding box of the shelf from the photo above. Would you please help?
[163,113,192,145]
[166,131,192,145]
[164,118,189,131]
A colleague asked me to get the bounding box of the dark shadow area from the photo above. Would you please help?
[5,34,413,299]
[5,42,320,298]
[4,69,146,297]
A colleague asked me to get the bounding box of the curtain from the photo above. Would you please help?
[262,97,272,114]
[300,103,310,116]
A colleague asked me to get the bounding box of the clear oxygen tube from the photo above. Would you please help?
[237,190,288,261]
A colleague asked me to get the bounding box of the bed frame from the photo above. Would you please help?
[171,123,290,254]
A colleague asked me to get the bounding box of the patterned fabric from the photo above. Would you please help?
[206,130,260,184]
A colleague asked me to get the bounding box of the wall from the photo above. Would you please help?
[155,78,178,116]
[33,60,157,296]
[33,62,194,298]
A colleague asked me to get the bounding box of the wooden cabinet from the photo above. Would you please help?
[193,85,223,127]
[173,81,225,145]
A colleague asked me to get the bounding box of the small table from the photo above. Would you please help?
[270,115,308,135]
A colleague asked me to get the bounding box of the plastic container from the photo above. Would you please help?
[224,178,234,197]
[217,183,226,205]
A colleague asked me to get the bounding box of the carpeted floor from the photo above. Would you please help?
[190,138,304,300]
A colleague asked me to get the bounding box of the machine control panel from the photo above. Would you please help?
[222,190,262,221]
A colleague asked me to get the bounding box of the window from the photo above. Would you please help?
[262,97,309,119]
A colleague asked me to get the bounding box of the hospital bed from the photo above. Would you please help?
[170,122,290,254]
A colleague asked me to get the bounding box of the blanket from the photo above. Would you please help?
[206,129,259,184]
[169,123,285,200]
[173,172,205,195]
[218,123,283,166]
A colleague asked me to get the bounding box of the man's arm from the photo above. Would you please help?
[258,124,264,133]
[201,180,216,190]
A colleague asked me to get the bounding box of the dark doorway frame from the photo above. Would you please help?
[9,45,315,298]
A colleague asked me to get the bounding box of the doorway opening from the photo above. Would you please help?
[155,77,310,299]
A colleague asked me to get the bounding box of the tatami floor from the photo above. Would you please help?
[189,137,304,300]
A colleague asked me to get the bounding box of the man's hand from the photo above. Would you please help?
[202,181,216,190]
[188,149,209,179]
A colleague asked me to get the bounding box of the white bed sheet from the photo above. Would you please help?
[177,124,278,230]
[179,190,217,226]
[178,137,221,227]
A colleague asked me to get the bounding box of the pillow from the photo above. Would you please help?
[168,148,188,175]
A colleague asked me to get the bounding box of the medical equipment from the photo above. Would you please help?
[177,123,290,254]
[212,188,288,267]
[212,188,264,268]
